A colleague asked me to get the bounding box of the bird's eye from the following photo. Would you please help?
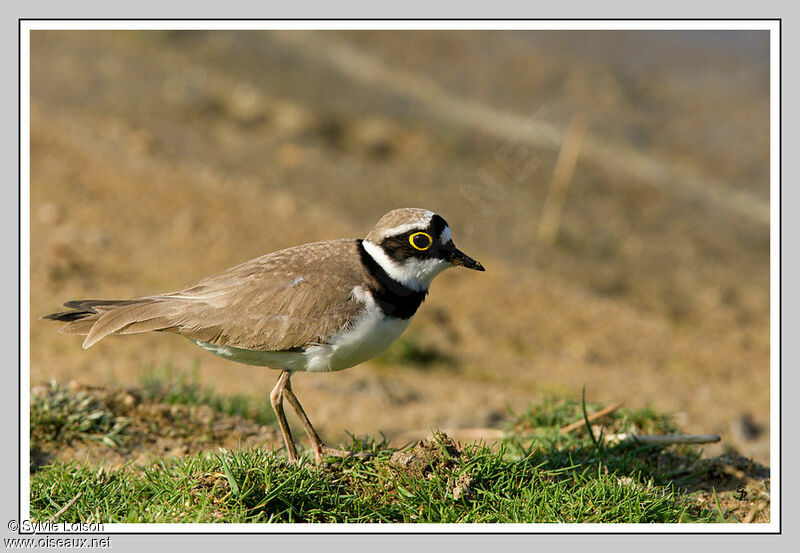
[409,232,433,251]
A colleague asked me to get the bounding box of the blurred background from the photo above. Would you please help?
[29,30,771,464]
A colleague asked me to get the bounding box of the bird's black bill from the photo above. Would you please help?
[449,248,485,271]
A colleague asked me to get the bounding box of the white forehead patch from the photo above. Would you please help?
[439,225,451,245]
[380,211,435,239]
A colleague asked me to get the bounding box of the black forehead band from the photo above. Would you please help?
[430,214,448,239]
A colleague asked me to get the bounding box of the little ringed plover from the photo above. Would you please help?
[44,207,485,463]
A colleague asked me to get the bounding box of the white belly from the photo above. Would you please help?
[191,309,411,373]
[312,309,411,372]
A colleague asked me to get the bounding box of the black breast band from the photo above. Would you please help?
[357,240,427,319]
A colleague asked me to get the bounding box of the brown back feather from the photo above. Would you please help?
[43,239,370,352]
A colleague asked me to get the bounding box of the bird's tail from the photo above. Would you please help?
[41,299,177,349]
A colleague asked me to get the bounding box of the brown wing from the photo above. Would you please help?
[44,239,368,351]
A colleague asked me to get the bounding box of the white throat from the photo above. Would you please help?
[362,239,449,292]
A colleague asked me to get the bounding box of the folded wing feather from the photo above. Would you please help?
[42,240,367,352]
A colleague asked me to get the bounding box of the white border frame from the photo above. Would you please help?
[20,19,780,534]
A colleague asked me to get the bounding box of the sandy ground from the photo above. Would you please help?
[29,31,771,465]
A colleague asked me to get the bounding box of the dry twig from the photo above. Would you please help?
[46,491,82,523]
[537,115,587,246]
[560,402,623,434]
[604,434,721,445]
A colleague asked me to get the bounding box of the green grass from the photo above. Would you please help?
[29,384,723,523]
[30,382,130,451]
[30,438,709,523]
[501,394,681,456]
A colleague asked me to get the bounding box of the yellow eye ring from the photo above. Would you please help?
[409,232,433,251]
